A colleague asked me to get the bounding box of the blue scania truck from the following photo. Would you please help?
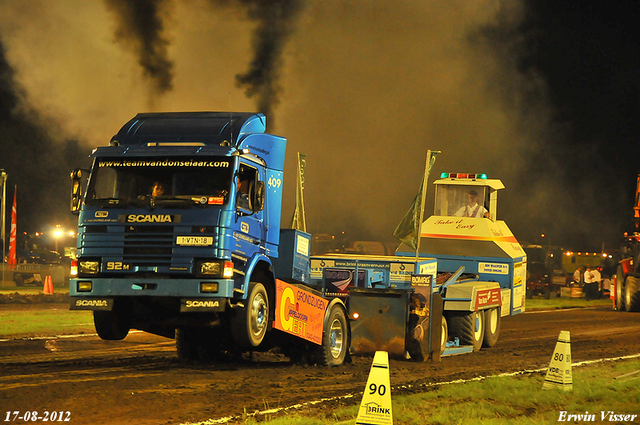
[69,112,525,365]
[70,112,361,365]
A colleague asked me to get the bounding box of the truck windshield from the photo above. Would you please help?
[434,184,488,217]
[84,156,233,207]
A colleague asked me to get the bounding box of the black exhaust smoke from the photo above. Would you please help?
[210,0,305,125]
[104,0,174,97]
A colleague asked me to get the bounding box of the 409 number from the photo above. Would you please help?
[268,176,282,189]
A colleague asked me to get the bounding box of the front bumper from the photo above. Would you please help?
[70,277,235,297]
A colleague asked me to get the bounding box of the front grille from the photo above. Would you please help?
[126,225,174,233]
[123,228,173,265]
[80,223,219,272]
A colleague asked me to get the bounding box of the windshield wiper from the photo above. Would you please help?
[150,196,211,209]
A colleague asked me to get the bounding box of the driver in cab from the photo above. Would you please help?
[151,182,165,197]
[454,190,490,218]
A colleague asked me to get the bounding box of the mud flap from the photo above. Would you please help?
[348,288,409,358]
[405,287,443,362]
[430,294,443,362]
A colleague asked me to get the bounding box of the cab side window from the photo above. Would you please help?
[237,164,257,211]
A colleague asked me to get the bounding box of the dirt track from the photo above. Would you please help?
[2,301,640,424]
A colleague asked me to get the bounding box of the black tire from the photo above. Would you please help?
[94,309,131,340]
[14,273,24,287]
[616,266,625,311]
[543,287,551,299]
[625,276,640,312]
[440,316,448,354]
[447,310,484,352]
[315,305,348,366]
[482,307,500,348]
[176,327,199,362]
[231,282,269,348]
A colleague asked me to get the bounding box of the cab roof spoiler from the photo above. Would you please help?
[109,112,266,147]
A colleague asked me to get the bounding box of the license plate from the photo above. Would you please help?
[176,236,213,246]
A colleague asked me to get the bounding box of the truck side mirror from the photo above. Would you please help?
[251,181,265,213]
[70,169,84,215]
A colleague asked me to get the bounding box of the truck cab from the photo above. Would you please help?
[69,112,292,349]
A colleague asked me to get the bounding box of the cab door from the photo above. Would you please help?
[233,162,265,257]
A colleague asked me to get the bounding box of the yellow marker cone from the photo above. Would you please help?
[356,351,393,425]
[542,330,573,391]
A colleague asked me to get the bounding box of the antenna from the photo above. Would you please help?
[229,109,234,147]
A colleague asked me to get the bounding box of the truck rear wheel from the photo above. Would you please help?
[448,310,484,351]
[315,305,348,366]
[231,282,269,348]
[94,309,131,340]
[482,307,500,348]
[625,276,640,312]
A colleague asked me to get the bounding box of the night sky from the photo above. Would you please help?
[0,0,638,253]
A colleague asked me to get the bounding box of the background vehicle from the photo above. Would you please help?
[522,244,562,298]
[613,174,640,312]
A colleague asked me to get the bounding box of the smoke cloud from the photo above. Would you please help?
[0,38,90,236]
[0,0,630,252]
[104,0,174,106]
[209,0,305,125]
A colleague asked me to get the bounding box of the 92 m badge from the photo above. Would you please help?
[105,262,131,271]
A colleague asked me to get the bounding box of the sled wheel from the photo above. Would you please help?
[448,310,484,351]
[482,307,501,348]
[231,282,269,348]
[316,304,348,366]
[440,316,448,354]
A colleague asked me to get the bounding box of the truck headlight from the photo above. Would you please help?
[79,259,100,275]
[196,260,234,278]
[199,261,221,276]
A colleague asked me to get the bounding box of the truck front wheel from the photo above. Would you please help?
[448,310,484,351]
[315,305,348,366]
[94,309,131,340]
[231,282,269,348]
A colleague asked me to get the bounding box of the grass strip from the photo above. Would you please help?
[0,308,94,338]
[249,358,640,424]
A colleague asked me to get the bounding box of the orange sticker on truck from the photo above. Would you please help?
[274,279,327,345]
